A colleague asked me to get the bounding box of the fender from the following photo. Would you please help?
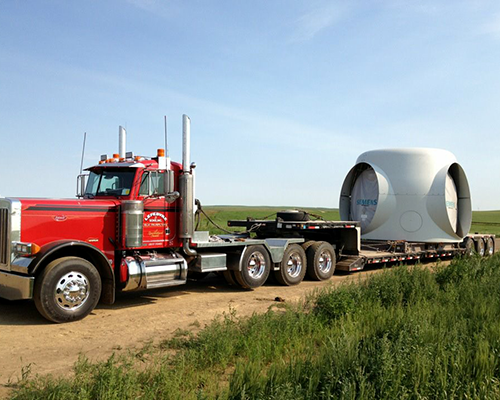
[30,240,115,304]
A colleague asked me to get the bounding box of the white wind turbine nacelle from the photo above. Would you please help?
[339,148,472,243]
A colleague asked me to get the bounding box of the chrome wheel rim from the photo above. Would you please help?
[247,252,266,280]
[55,271,90,311]
[286,251,303,278]
[466,240,474,256]
[318,251,332,274]
[487,239,494,256]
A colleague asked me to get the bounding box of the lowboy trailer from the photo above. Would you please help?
[0,115,495,323]
[228,213,495,272]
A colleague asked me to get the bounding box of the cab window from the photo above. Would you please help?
[139,171,165,196]
[84,169,135,197]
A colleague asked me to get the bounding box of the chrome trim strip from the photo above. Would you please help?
[11,256,33,274]
[0,271,34,300]
[10,199,21,244]
[0,198,21,271]
[0,208,8,268]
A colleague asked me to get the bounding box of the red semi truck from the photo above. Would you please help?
[0,115,495,322]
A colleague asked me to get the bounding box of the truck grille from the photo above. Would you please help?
[0,208,9,266]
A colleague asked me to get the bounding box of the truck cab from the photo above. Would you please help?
[0,115,356,323]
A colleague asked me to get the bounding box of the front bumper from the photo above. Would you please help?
[0,271,34,300]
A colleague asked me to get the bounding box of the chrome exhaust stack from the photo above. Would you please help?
[182,115,191,173]
[179,115,196,256]
[119,126,126,158]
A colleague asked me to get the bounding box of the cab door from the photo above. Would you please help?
[139,171,172,248]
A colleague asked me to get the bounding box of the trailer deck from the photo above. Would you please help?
[227,216,495,273]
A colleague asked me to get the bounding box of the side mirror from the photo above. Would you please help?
[163,170,175,194]
[76,174,88,198]
[160,170,179,203]
[165,191,180,204]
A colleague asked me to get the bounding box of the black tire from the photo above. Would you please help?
[306,241,336,281]
[475,238,486,257]
[485,237,495,256]
[301,240,316,252]
[34,257,101,323]
[463,237,474,256]
[277,210,310,222]
[233,245,271,289]
[222,270,238,286]
[274,244,307,286]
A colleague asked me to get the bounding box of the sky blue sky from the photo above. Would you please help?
[1,0,499,209]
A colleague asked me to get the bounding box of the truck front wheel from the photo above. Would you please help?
[233,245,271,289]
[34,257,102,323]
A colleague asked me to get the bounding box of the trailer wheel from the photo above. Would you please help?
[274,244,307,286]
[464,237,475,257]
[233,245,271,289]
[485,237,495,256]
[475,238,486,257]
[34,257,101,323]
[306,241,336,281]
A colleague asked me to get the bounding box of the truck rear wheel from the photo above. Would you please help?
[485,237,495,256]
[233,245,271,289]
[274,244,307,286]
[301,240,315,252]
[34,257,101,323]
[222,270,238,286]
[475,238,486,257]
[306,241,336,281]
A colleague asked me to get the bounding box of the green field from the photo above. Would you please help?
[7,207,500,399]
[471,211,500,236]
[197,206,341,235]
[199,206,499,236]
[10,255,500,399]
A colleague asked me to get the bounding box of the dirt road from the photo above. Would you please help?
[1,237,498,398]
[0,267,388,396]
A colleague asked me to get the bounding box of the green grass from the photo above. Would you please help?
[471,210,500,236]
[197,206,340,235]
[197,206,498,236]
[9,254,500,399]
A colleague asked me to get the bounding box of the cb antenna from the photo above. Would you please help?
[164,115,168,158]
[79,132,87,175]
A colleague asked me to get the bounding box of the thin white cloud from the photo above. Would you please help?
[479,12,500,39]
[2,48,359,158]
[292,3,346,42]
[125,0,174,18]
[126,0,157,12]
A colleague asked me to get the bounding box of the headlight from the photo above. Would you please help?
[13,242,41,257]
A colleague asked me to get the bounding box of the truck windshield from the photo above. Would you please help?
[84,169,136,198]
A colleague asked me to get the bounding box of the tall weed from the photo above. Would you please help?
[10,254,500,399]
